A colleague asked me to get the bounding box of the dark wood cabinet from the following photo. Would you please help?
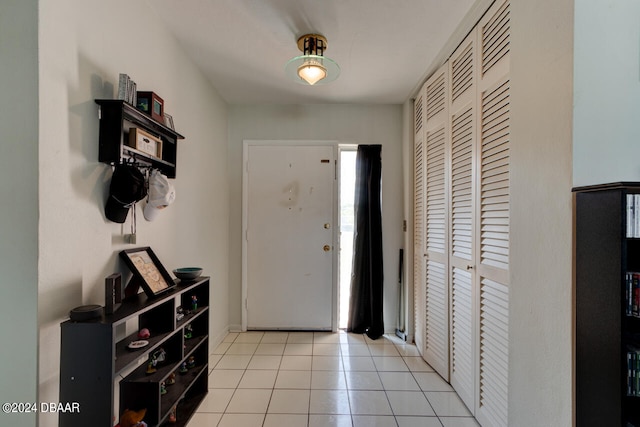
[574,183,640,426]
[95,100,184,178]
[59,277,209,427]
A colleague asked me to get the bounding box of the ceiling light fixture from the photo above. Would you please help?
[285,34,340,85]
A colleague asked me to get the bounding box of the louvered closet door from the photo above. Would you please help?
[474,0,510,426]
[423,64,450,380]
[413,86,426,354]
[448,30,477,412]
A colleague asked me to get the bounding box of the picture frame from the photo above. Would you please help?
[163,113,175,130]
[136,91,164,123]
[120,247,175,298]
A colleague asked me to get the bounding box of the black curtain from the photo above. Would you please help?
[347,145,384,339]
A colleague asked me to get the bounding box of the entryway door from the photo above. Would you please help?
[242,141,338,331]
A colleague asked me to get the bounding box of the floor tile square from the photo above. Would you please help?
[345,371,383,390]
[314,332,342,344]
[197,388,234,412]
[288,332,315,343]
[403,357,435,372]
[309,389,351,414]
[313,355,343,371]
[247,355,282,370]
[396,416,443,427]
[285,343,314,355]
[255,343,286,355]
[372,356,409,372]
[311,371,347,390]
[368,345,400,356]
[314,343,341,356]
[280,355,313,370]
[226,389,272,413]
[233,331,264,343]
[222,332,239,342]
[215,354,252,370]
[386,390,435,416]
[339,333,366,344]
[275,370,312,389]
[208,353,222,368]
[424,391,472,417]
[217,413,265,427]
[377,372,420,391]
[213,341,232,354]
[261,332,289,343]
[227,342,258,355]
[340,344,371,356]
[309,414,353,427]
[188,412,223,425]
[440,417,482,427]
[352,415,396,426]
[414,372,454,391]
[342,356,376,371]
[263,414,309,427]
[238,369,278,388]
[348,390,392,415]
[268,389,311,414]
[394,345,421,357]
[209,369,244,388]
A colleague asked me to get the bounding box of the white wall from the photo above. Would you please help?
[0,1,39,427]
[509,0,574,425]
[37,1,229,426]
[228,104,404,334]
[573,0,640,186]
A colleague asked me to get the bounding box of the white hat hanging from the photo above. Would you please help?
[143,169,175,221]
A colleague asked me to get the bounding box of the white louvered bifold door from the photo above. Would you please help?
[448,30,477,412]
[423,64,450,381]
[413,85,427,355]
[474,0,510,425]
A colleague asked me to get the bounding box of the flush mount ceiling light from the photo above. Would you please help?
[285,34,340,85]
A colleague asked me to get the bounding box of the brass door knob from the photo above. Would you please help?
[323,245,331,252]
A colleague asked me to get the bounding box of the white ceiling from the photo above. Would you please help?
[149,0,481,105]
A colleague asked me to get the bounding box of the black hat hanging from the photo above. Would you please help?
[105,163,147,223]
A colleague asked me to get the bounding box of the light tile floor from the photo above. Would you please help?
[188,331,480,427]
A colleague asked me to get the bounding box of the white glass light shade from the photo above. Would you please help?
[285,54,340,85]
[297,59,327,85]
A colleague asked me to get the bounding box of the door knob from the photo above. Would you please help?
[323,245,331,252]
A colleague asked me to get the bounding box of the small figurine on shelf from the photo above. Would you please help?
[166,372,176,385]
[176,306,184,322]
[191,295,198,311]
[187,355,195,369]
[153,348,166,364]
[138,328,150,339]
[160,381,167,395]
[145,360,156,375]
[179,362,188,374]
[184,324,193,339]
[116,408,147,427]
[168,406,177,423]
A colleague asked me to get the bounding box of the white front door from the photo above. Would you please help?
[243,142,337,330]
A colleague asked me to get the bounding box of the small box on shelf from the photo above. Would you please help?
[128,128,163,159]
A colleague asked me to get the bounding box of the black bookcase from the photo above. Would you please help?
[574,183,640,426]
[59,277,209,427]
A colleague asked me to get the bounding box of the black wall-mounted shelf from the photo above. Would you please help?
[96,99,184,178]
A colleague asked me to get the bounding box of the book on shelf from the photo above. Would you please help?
[627,194,640,238]
[628,346,640,397]
[117,73,137,106]
[627,272,640,318]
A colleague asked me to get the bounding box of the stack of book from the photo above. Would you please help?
[628,347,640,397]
[117,73,137,106]
[626,272,640,318]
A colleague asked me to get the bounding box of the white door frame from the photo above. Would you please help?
[241,140,340,332]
